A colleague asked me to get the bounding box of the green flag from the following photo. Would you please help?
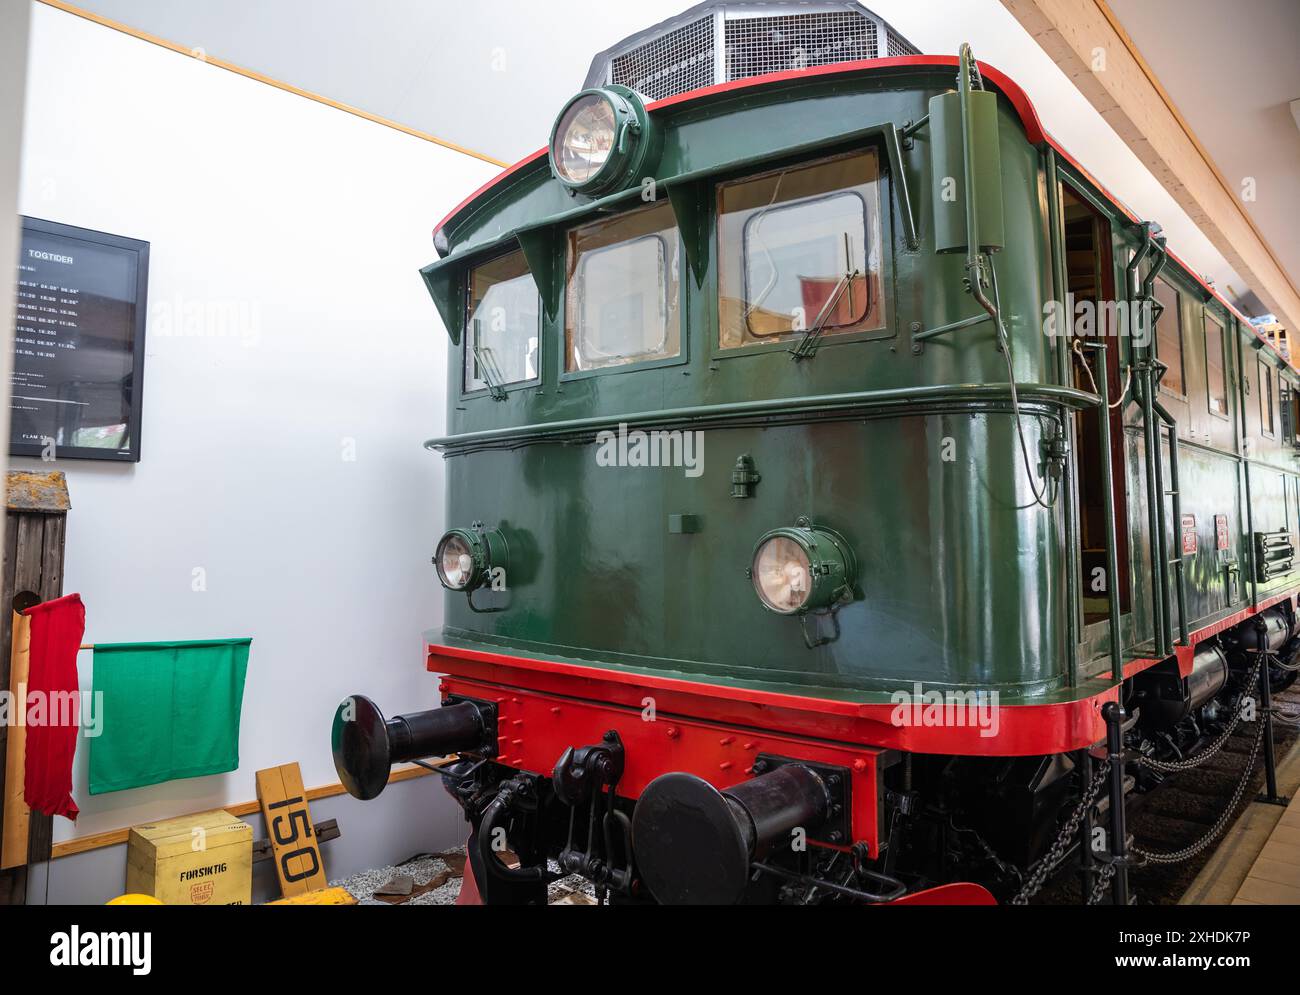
[89,639,251,795]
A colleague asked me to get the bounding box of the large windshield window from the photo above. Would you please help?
[565,202,681,372]
[718,150,885,349]
[464,251,539,394]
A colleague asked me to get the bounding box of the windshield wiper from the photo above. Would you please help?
[472,342,509,401]
[789,265,861,362]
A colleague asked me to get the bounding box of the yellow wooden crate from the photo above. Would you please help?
[125,809,252,906]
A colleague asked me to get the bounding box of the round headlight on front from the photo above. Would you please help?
[435,529,485,591]
[753,535,813,613]
[434,525,511,596]
[750,522,856,616]
[548,87,656,196]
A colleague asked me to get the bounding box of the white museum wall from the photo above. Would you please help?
[0,0,31,484]
[14,2,495,862]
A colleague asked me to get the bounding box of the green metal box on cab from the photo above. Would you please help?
[929,88,1005,254]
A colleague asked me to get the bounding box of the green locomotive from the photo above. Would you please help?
[333,2,1300,905]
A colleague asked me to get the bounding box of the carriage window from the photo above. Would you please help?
[1260,360,1275,436]
[718,150,885,349]
[565,202,680,373]
[464,251,540,393]
[1153,278,1184,396]
[1205,314,1228,418]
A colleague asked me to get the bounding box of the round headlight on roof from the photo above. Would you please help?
[548,87,656,196]
[553,93,617,184]
[750,520,856,616]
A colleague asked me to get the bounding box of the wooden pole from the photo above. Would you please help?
[0,470,70,904]
[1,610,31,869]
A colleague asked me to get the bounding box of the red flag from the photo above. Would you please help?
[23,592,85,821]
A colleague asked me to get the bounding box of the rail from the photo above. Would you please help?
[426,382,1101,453]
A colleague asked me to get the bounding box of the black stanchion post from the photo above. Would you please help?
[1257,656,1289,806]
[1101,701,1131,906]
[1077,748,1095,904]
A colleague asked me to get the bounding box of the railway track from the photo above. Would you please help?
[1036,682,1300,905]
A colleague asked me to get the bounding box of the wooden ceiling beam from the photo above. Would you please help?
[1000,0,1300,334]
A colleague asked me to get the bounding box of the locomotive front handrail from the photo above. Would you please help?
[426,381,1102,452]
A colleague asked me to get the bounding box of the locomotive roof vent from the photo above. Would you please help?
[582,1,920,103]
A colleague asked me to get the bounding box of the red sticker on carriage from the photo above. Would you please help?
[1215,514,1230,551]
[1181,514,1197,555]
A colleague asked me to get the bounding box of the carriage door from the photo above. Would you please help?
[1062,185,1131,626]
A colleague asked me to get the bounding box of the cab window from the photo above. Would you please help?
[1153,278,1184,396]
[565,202,681,373]
[1205,314,1228,418]
[717,149,885,349]
[464,251,540,393]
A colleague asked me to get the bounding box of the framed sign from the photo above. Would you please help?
[11,217,149,461]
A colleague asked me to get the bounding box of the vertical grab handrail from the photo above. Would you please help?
[1153,393,1191,646]
[1047,150,1082,687]
[1146,366,1172,656]
[1140,236,1177,654]
[1081,340,1124,683]
[1234,328,1260,608]
[956,43,993,324]
[1127,223,1170,657]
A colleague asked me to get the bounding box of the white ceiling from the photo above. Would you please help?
[1107,0,1300,316]
[40,0,1300,312]
[64,0,700,164]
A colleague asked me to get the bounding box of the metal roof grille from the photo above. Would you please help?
[585,3,920,100]
[610,15,715,102]
[886,30,912,58]
[726,11,875,81]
